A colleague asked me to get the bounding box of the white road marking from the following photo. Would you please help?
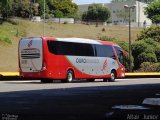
[105,112,114,117]
[142,98,160,106]
[112,105,150,110]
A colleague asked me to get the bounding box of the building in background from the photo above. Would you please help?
[111,0,152,27]
[78,0,153,27]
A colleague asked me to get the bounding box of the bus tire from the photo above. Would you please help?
[103,78,108,82]
[66,70,74,83]
[109,70,116,82]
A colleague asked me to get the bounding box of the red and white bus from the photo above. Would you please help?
[18,37,126,83]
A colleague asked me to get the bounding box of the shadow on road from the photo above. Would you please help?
[0,81,160,120]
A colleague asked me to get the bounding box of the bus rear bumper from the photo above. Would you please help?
[117,72,125,78]
[20,71,48,79]
[20,71,63,80]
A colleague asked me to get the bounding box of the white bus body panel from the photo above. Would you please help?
[58,38,119,76]
[19,38,43,72]
[66,56,119,76]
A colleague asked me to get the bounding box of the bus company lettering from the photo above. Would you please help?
[21,48,41,59]
[21,48,40,54]
[76,58,86,63]
[76,58,99,63]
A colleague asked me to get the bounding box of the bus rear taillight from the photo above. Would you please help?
[42,62,47,71]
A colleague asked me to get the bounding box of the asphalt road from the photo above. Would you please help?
[0,78,160,120]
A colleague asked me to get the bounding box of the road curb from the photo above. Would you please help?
[0,72,20,80]
[125,72,160,78]
[0,72,160,80]
[0,72,19,76]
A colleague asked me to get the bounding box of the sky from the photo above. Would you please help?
[73,0,111,5]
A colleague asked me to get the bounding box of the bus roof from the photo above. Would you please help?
[43,37,119,46]
[21,37,120,47]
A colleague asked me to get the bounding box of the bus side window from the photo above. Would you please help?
[95,44,115,58]
[47,40,95,57]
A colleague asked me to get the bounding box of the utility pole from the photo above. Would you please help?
[124,5,136,72]
[43,0,45,37]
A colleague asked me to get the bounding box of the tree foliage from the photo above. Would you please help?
[12,0,31,18]
[0,0,13,20]
[132,38,160,70]
[138,62,160,72]
[155,45,160,62]
[53,10,63,18]
[132,26,160,71]
[98,36,129,52]
[48,0,78,17]
[0,0,78,19]
[137,26,160,42]
[145,1,160,24]
[82,4,111,22]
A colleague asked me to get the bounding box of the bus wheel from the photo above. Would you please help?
[103,79,108,82]
[87,79,95,82]
[66,70,74,83]
[109,70,116,82]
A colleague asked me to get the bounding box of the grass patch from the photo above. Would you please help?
[0,18,142,43]
[21,20,141,41]
[0,18,27,44]
[0,34,12,44]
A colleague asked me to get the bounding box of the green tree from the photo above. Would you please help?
[137,26,160,42]
[74,11,82,20]
[145,1,160,24]
[48,0,78,17]
[53,10,63,18]
[1,0,78,19]
[138,62,160,72]
[133,26,160,71]
[155,45,160,62]
[82,4,111,23]
[37,0,50,17]
[0,0,13,20]
[12,0,31,18]
[131,39,159,70]
[32,3,39,16]
[82,11,88,21]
